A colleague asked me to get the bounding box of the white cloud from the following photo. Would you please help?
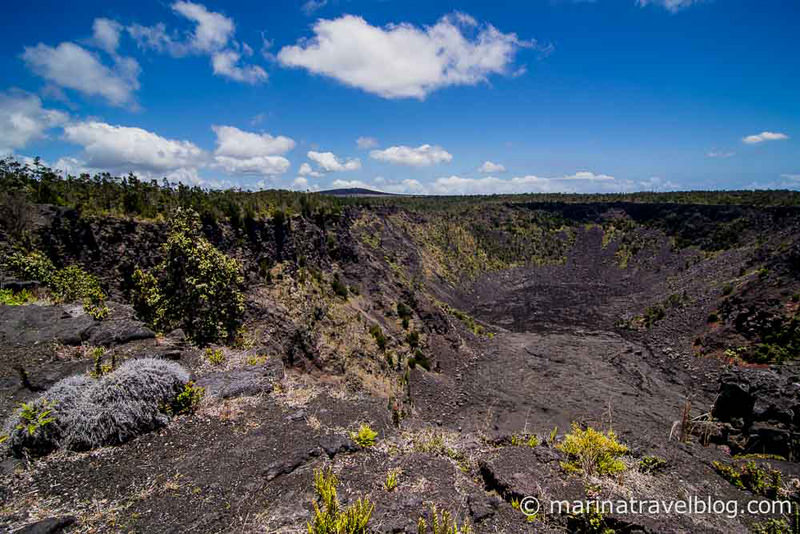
[298,162,323,177]
[92,18,123,54]
[0,90,68,154]
[172,1,234,53]
[428,171,631,195]
[22,42,140,106]
[636,0,700,13]
[356,136,379,149]
[213,155,289,176]
[302,0,327,15]
[277,13,531,99]
[63,120,205,174]
[742,131,789,145]
[129,1,265,83]
[308,150,361,172]
[780,174,800,181]
[706,150,735,158]
[211,50,268,84]
[212,125,294,158]
[370,144,453,166]
[478,160,506,173]
[292,176,310,189]
[211,125,292,176]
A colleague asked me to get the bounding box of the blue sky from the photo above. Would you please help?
[1,0,798,194]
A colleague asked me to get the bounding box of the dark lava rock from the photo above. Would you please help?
[198,358,284,399]
[712,367,800,458]
[319,433,358,458]
[0,304,95,346]
[15,516,76,534]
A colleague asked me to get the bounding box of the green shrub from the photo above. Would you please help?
[350,423,378,447]
[0,288,36,305]
[406,331,420,348]
[511,434,540,447]
[132,209,245,344]
[752,518,791,534]
[556,423,628,476]
[397,302,413,320]
[408,349,431,371]
[331,275,349,298]
[308,466,374,534]
[369,324,387,350]
[5,250,55,283]
[170,381,205,415]
[712,461,782,498]
[205,348,226,366]
[638,455,668,474]
[5,251,107,318]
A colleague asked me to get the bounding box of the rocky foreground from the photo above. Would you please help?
[3,198,800,533]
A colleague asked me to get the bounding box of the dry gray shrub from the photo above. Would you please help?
[3,358,189,457]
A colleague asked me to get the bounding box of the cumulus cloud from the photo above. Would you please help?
[356,136,379,150]
[478,160,506,173]
[92,18,123,54]
[277,13,531,99]
[172,1,234,53]
[129,1,266,83]
[636,0,700,13]
[211,50,267,83]
[213,155,289,176]
[212,125,294,158]
[62,121,205,174]
[211,125,293,176]
[22,42,140,107]
[0,90,68,154]
[298,162,323,177]
[370,144,453,166]
[742,131,789,145]
[307,150,361,172]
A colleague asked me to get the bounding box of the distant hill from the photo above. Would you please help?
[319,188,398,197]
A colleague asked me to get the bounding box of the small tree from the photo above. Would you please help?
[133,209,245,344]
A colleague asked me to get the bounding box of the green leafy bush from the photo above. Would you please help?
[308,466,374,534]
[0,288,37,305]
[556,423,628,476]
[331,275,349,298]
[4,251,107,317]
[369,324,387,350]
[712,461,782,498]
[169,381,205,415]
[638,455,668,474]
[132,209,245,344]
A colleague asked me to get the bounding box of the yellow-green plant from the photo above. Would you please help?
[511,434,540,447]
[384,468,401,491]
[417,505,472,534]
[308,466,374,534]
[205,348,226,366]
[556,423,628,476]
[16,400,56,436]
[350,423,378,447]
